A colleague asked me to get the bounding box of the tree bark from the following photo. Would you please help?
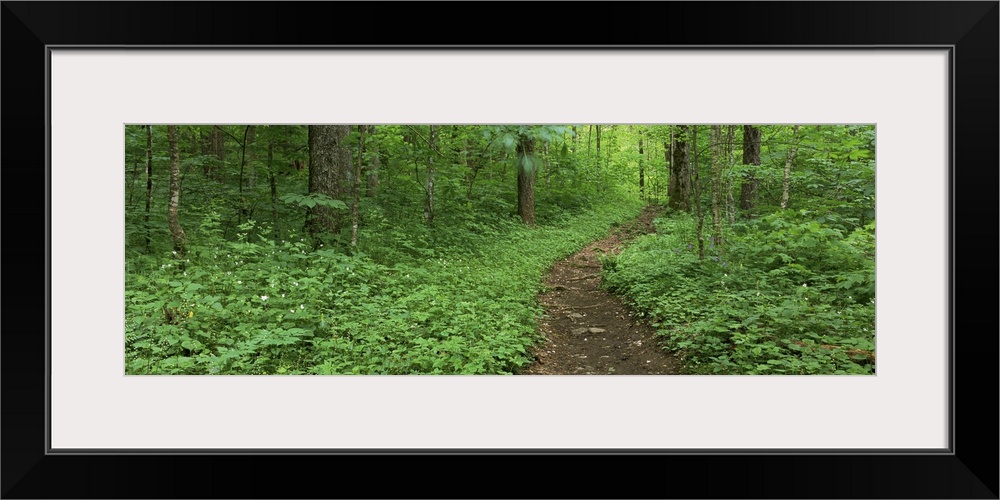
[638,131,645,201]
[166,125,187,257]
[544,142,551,188]
[668,125,690,211]
[725,125,737,224]
[739,125,762,213]
[365,125,379,197]
[595,125,602,191]
[267,138,279,238]
[351,126,364,247]
[246,125,256,190]
[237,125,252,224]
[306,125,351,240]
[692,126,704,259]
[210,126,224,179]
[710,125,724,247]
[781,125,800,210]
[144,125,153,253]
[517,132,537,226]
[425,125,436,225]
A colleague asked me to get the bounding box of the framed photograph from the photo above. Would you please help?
[4,2,996,498]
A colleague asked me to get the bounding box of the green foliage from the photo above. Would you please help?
[126,187,642,374]
[125,124,874,376]
[602,211,875,375]
[279,193,348,210]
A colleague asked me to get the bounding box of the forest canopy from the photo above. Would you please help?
[125,124,875,375]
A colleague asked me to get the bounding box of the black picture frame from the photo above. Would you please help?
[3,2,996,498]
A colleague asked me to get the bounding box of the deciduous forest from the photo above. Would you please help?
[125,124,875,375]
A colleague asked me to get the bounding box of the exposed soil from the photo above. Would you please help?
[522,205,682,375]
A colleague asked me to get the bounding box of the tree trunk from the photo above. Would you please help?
[692,126,704,259]
[544,143,551,188]
[664,139,670,201]
[306,125,351,240]
[268,138,278,239]
[210,126,224,179]
[365,125,379,197]
[595,125,602,191]
[638,132,645,201]
[237,125,252,224]
[144,125,153,253]
[246,125,256,190]
[464,136,478,197]
[725,125,737,224]
[668,125,690,211]
[166,125,187,257]
[425,125,436,225]
[517,132,537,226]
[351,126,365,247]
[781,125,800,210]
[739,125,762,213]
[710,125,724,247]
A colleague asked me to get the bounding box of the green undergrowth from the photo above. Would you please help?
[126,193,642,375]
[601,210,875,375]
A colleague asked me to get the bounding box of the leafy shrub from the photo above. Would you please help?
[602,210,875,375]
[126,191,643,374]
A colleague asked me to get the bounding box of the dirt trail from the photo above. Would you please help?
[522,205,681,375]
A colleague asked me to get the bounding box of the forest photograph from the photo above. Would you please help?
[124,124,876,375]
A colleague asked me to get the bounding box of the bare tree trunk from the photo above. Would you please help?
[668,125,690,211]
[710,125,724,247]
[246,125,256,190]
[464,136,478,197]
[425,125,436,225]
[725,125,737,224]
[145,125,153,253]
[351,126,365,247]
[517,132,537,226]
[365,125,379,197]
[236,125,252,224]
[544,143,551,188]
[306,125,351,240]
[210,126,224,179]
[638,131,645,201]
[739,125,762,213]
[268,138,279,239]
[665,126,674,204]
[692,126,704,259]
[166,125,187,257]
[595,125,602,191]
[781,125,800,210]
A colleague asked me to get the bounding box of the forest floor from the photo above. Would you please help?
[522,205,682,375]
